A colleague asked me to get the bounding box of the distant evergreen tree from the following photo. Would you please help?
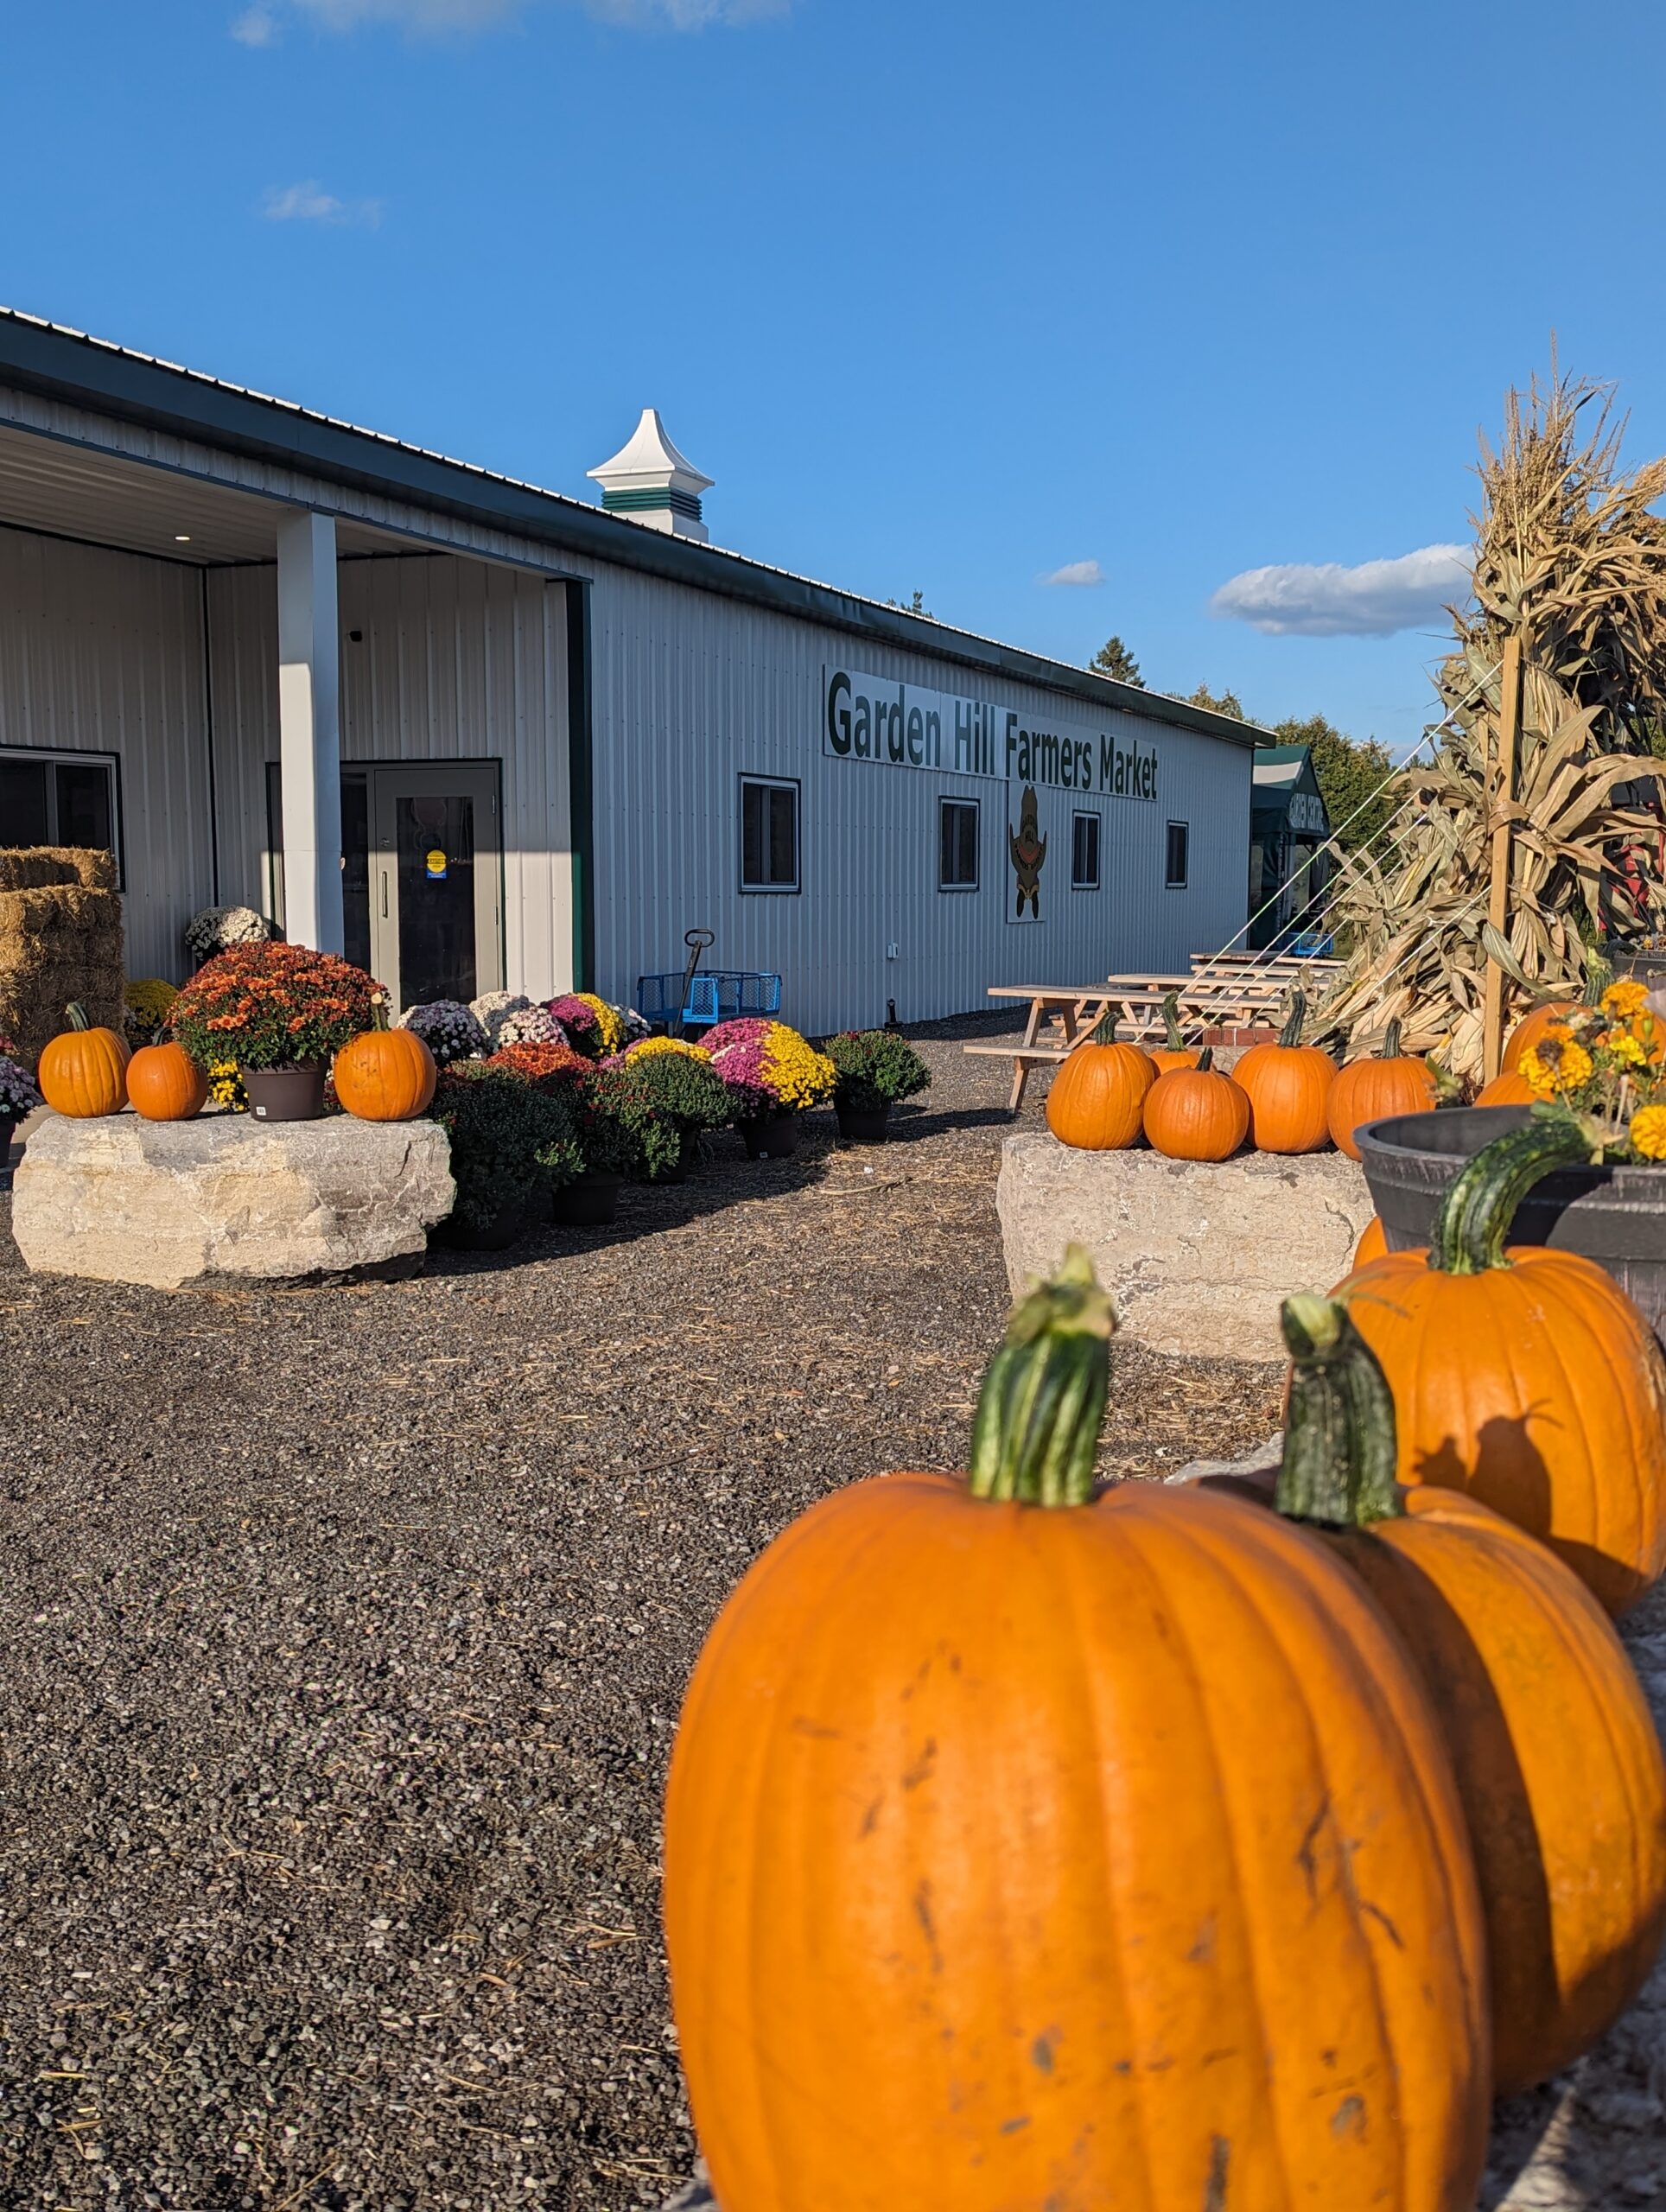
[1090,635,1144,686]
[1186,682,1248,721]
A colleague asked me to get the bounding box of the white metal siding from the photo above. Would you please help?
[0,527,213,981]
[583,567,1250,1033]
[207,556,574,1000]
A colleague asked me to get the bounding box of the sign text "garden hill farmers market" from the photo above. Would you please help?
[823,668,1159,801]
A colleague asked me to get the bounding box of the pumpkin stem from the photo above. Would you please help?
[1196,1046,1215,1071]
[1382,1019,1402,1059]
[371,995,391,1033]
[64,1002,89,1032]
[1160,991,1184,1052]
[1582,951,1611,1007]
[1089,1006,1122,1046]
[1278,991,1307,1049]
[1276,1295,1402,1528]
[968,1244,1115,1508]
[1432,1110,1598,1275]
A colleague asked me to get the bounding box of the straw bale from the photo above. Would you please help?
[0,885,124,942]
[0,845,117,893]
[0,859,125,1065]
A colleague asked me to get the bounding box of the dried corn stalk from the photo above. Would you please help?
[1316,365,1666,1082]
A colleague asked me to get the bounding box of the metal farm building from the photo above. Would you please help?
[0,310,1260,1032]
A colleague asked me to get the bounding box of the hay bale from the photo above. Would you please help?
[0,848,124,1066]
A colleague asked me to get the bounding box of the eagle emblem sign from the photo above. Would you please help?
[1008,784,1046,919]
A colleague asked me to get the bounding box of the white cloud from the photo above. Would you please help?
[587,0,790,21]
[1210,543,1471,638]
[232,5,280,41]
[1040,558,1105,588]
[263,179,384,226]
[249,0,786,29]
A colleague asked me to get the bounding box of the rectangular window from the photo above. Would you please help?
[741,776,799,893]
[1166,820,1190,888]
[938,797,979,891]
[0,748,120,880]
[1071,810,1101,890]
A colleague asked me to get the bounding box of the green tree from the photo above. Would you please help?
[1186,682,1248,720]
[1273,712,1396,855]
[1090,635,1144,686]
[886,589,932,618]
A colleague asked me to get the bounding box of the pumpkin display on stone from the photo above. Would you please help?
[1353,1214,1389,1268]
[664,1251,1491,2212]
[126,1039,208,1122]
[1148,990,1201,1076]
[334,1001,438,1122]
[36,1002,130,1118]
[1231,992,1336,1153]
[1043,1010,1154,1150]
[1326,1020,1440,1160]
[1140,1047,1249,1160]
[1230,1297,1666,2095]
[1475,1068,1536,1107]
[1337,1116,1666,1614]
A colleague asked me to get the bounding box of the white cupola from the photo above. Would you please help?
[588,409,714,543]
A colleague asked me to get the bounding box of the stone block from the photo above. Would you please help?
[996,1132,1374,1363]
[11,1111,455,1289]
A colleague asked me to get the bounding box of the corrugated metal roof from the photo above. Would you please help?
[0,303,1272,753]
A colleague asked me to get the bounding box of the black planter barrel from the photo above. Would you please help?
[1356,1105,1666,1341]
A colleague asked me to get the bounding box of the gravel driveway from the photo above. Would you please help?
[1,1028,1659,2209]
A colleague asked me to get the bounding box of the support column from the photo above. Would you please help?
[277,511,344,954]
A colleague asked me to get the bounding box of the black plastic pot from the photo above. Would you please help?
[436,1203,523,1251]
[836,1103,891,1143]
[243,1063,327,1122]
[1612,950,1666,987]
[1357,1106,1666,1340]
[741,1112,800,1160]
[550,1170,622,1226]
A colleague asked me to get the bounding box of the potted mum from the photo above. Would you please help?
[398,999,488,1066]
[0,1034,41,1166]
[609,1039,731,1179]
[429,1060,582,1248]
[170,944,379,1122]
[703,1017,836,1158]
[825,1029,932,1142]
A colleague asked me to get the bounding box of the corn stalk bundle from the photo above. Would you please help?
[1315,367,1666,1082]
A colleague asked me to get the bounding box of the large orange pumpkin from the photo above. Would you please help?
[127,1040,207,1122]
[1353,1213,1388,1267]
[664,1254,1491,2212]
[1231,991,1335,1152]
[1044,1009,1154,1149]
[1327,1020,1439,1160]
[1141,1047,1249,1160]
[334,1004,436,1122]
[36,1002,129,1118]
[1338,1116,1666,1614]
[1239,1298,1666,2095]
[1475,1068,1535,1106]
[1148,989,1201,1077]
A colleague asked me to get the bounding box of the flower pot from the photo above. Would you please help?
[836,1103,891,1143]
[741,1111,801,1160]
[1358,1105,1666,1344]
[243,1063,327,1122]
[651,1132,701,1185]
[550,1170,623,1226]
[436,1203,523,1251]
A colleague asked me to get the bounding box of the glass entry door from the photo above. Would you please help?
[370,766,503,1010]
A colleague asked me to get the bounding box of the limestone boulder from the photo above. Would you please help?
[996,1132,1374,1363]
[11,1111,455,1289]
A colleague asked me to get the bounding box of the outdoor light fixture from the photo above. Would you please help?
[175,533,191,543]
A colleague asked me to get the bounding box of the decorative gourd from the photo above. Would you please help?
[1339,1116,1666,1614]
[334,1002,437,1122]
[1231,992,1335,1153]
[1353,1214,1388,1268]
[1044,1010,1154,1150]
[1475,1068,1535,1107]
[1148,990,1201,1077]
[36,1002,129,1118]
[1141,1047,1249,1160]
[127,1041,207,1122]
[1249,1299,1666,2094]
[1326,1021,1439,1160]
[664,1254,1491,2212]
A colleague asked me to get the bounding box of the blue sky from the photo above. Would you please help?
[3,0,1665,753]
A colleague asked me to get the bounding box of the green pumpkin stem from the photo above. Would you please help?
[1278,991,1307,1049]
[1381,1019,1402,1059]
[371,997,391,1033]
[1160,991,1184,1052]
[1582,952,1611,1007]
[1432,1112,1596,1276]
[1090,1006,1122,1046]
[1196,1046,1215,1071]
[64,1002,89,1032]
[1276,1295,1402,1528]
[968,1245,1114,1508]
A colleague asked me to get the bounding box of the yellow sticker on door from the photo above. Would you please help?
[425,849,448,880]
